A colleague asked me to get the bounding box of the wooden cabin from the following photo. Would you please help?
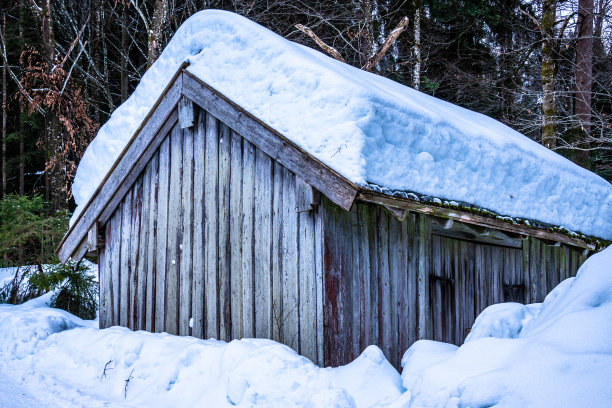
[59,67,603,369]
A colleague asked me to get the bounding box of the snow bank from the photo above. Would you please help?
[71,10,612,239]
[0,303,401,407]
[400,246,612,407]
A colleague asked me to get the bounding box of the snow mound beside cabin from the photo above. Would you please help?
[0,300,401,407]
[399,246,612,408]
[72,10,612,239]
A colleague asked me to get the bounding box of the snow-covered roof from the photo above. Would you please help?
[72,10,612,240]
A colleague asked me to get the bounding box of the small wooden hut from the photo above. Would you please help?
[58,15,608,369]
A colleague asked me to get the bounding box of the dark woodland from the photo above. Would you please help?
[0,0,610,212]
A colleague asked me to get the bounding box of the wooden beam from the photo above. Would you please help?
[431,216,523,249]
[182,71,358,211]
[357,191,596,250]
[57,64,186,263]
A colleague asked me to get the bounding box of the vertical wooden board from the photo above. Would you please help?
[229,131,243,340]
[205,112,220,339]
[322,200,341,365]
[376,208,392,361]
[255,149,273,339]
[387,215,401,367]
[459,239,470,342]
[191,111,206,338]
[357,204,372,348]
[241,138,255,338]
[349,206,362,361]
[165,125,183,336]
[119,189,132,328]
[298,197,317,362]
[314,200,324,365]
[522,238,531,304]
[271,161,284,342]
[145,152,159,332]
[101,223,113,328]
[129,178,143,330]
[396,215,410,362]
[110,209,122,326]
[451,238,462,344]
[218,123,232,341]
[560,245,569,282]
[416,214,431,339]
[407,214,419,349]
[179,126,194,336]
[155,136,171,333]
[367,204,379,345]
[531,239,541,302]
[137,166,151,331]
[282,167,299,350]
[339,203,353,362]
[539,243,548,301]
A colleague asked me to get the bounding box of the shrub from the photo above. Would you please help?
[0,194,69,267]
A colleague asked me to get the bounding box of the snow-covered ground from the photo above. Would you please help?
[1,247,612,407]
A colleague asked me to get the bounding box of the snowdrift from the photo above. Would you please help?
[2,248,612,407]
[400,246,612,407]
[71,10,612,239]
[0,297,401,407]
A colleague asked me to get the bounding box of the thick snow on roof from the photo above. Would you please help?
[72,10,612,239]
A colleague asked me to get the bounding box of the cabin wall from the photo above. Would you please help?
[98,104,324,364]
[319,197,588,368]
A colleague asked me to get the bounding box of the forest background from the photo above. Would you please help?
[0,0,609,248]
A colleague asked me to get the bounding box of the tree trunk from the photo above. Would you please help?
[359,0,375,68]
[121,2,129,102]
[541,0,557,149]
[413,1,421,90]
[576,0,593,135]
[41,0,66,209]
[148,0,168,67]
[2,14,6,197]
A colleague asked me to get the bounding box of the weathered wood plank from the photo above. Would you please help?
[241,139,255,338]
[218,123,232,341]
[254,149,273,339]
[155,136,171,333]
[522,238,531,304]
[388,214,400,367]
[314,196,324,365]
[110,209,122,326]
[137,166,151,331]
[165,125,183,335]
[119,190,132,328]
[100,222,113,328]
[282,167,299,350]
[349,205,361,361]
[299,205,317,361]
[205,112,219,339]
[145,152,159,332]
[271,161,284,342]
[357,203,372,349]
[191,111,206,338]
[182,72,358,211]
[179,126,194,336]
[377,208,392,361]
[128,179,143,330]
[229,131,243,340]
[416,214,431,340]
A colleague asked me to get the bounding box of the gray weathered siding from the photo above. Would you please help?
[319,197,588,368]
[99,104,324,364]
